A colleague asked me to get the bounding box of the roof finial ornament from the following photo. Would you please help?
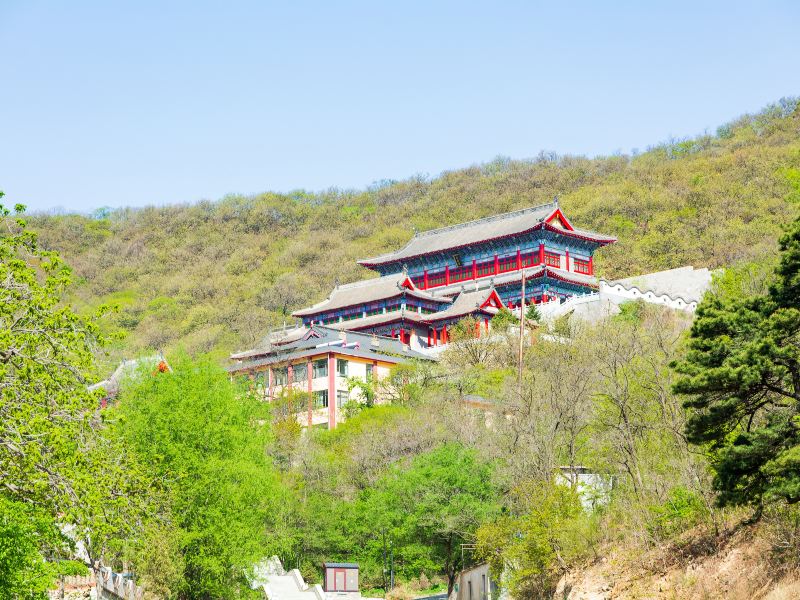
[402,263,408,275]
[553,195,559,207]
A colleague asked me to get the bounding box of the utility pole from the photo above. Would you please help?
[382,530,388,591]
[518,269,526,394]
[389,539,395,590]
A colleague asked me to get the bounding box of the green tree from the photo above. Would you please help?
[673,215,800,509]
[1,197,102,508]
[111,353,284,598]
[526,303,541,323]
[445,316,499,368]
[0,495,87,599]
[1,196,143,579]
[346,374,377,407]
[380,361,438,406]
[490,307,519,332]
[362,443,499,594]
[476,481,588,600]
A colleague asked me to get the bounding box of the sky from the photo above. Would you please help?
[1,1,798,213]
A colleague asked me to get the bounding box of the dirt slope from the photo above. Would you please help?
[556,522,800,599]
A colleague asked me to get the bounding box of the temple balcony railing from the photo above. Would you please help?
[409,246,590,291]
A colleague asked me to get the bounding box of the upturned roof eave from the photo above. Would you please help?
[291,282,451,319]
[358,221,616,268]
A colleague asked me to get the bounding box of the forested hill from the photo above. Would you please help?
[30,99,800,365]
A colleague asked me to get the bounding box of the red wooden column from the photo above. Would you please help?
[307,359,313,426]
[287,364,293,389]
[441,324,448,344]
[484,317,490,333]
[494,254,499,275]
[474,321,480,338]
[328,354,336,429]
[538,243,544,265]
[423,269,429,289]
[565,249,570,271]
[268,367,274,401]
[445,265,450,286]
[589,256,594,275]
[427,329,431,346]
[516,249,522,271]
[472,258,477,280]
[433,327,438,346]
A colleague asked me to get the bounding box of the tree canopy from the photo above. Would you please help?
[110,353,285,598]
[674,215,800,508]
[1,195,141,591]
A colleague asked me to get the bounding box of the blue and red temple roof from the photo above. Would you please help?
[357,200,616,269]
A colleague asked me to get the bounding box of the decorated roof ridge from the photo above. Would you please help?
[406,199,558,240]
[309,323,406,342]
[490,264,599,289]
[418,286,505,321]
[544,222,618,243]
[358,200,560,265]
[358,199,617,267]
[228,323,423,364]
[291,273,451,317]
[357,198,558,264]
[331,271,403,290]
[227,340,429,373]
[329,287,504,330]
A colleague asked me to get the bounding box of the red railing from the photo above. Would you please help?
[413,249,571,290]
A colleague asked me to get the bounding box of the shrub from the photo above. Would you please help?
[647,486,709,539]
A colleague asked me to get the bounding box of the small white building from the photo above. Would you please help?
[454,563,506,600]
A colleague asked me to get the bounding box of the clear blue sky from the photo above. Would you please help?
[1,1,798,213]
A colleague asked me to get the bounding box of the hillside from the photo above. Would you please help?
[29,99,800,366]
[559,516,800,599]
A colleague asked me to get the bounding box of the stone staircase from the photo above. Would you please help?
[258,560,326,600]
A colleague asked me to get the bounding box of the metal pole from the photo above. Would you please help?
[382,531,388,591]
[390,540,395,590]
[518,269,526,393]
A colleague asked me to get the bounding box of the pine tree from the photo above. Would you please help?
[673,216,800,508]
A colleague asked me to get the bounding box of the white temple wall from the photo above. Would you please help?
[598,281,698,312]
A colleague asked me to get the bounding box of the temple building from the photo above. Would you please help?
[229,199,615,428]
[292,198,615,348]
[228,326,428,428]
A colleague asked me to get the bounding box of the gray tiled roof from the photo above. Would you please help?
[422,288,500,321]
[306,268,597,330]
[569,226,618,243]
[292,271,449,317]
[488,264,599,289]
[228,325,429,372]
[358,201,559,266]
[319,288,500,328]
[323,310,427,330]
